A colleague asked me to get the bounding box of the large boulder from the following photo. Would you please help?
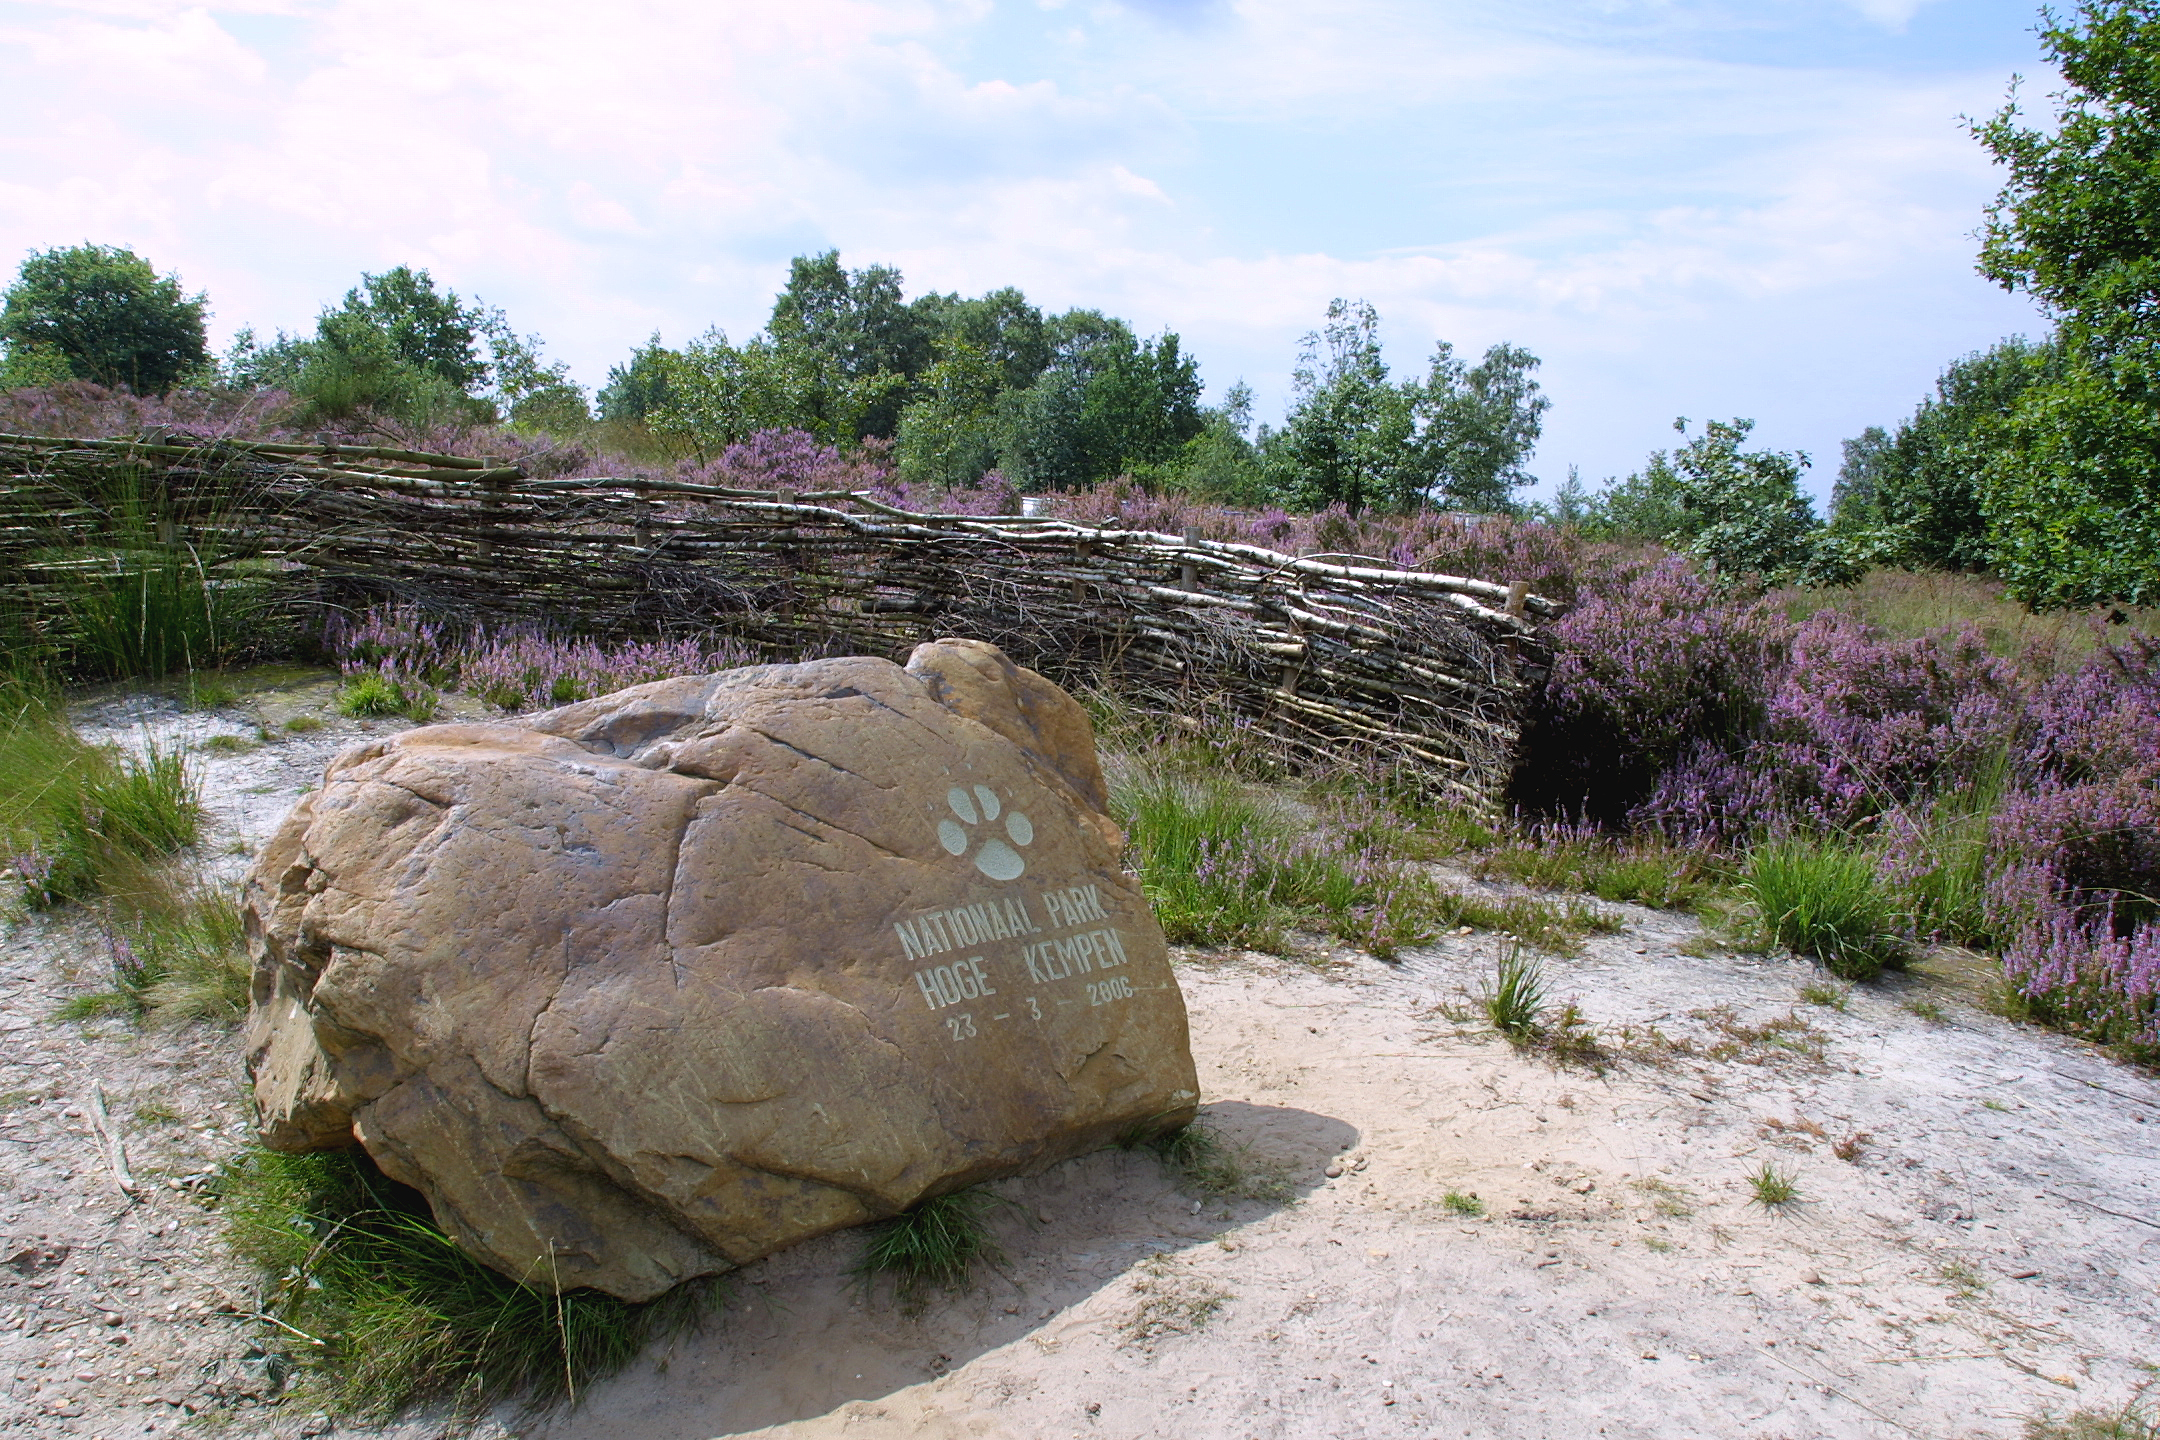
[243,640,1197,1301]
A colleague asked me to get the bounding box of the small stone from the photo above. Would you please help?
[1085,1401,1101,1416]
[1570,1179,1595,1194]
[1367,1249,1388,1260]
[1037,1210,1054,1225]
[1325,1162,1345,1178]
[1800,1270,1823,1285]
[1641,1351,1658,1361]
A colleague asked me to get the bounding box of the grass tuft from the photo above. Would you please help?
[2023,1381,2160,1440]
[1743,836,1910,981]
[1745,1161,1801,1209]
[851,1188,1004,1310]
[282,714,324,733]
[1484,942,1546,1041]
[336,671,438,722]
[1442,1190,1485,1217]
[1142,1120,1296,1204]
[1478,831,1726,911]
[2,687,200,909]
[220,1146,715,1419]
[1799,979,1851,1010]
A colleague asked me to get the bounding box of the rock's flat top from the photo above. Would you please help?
[245,640,1197,1299]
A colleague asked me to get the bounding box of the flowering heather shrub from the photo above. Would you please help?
[1514,559,1791,824]
[459,628,757,711]
[325,604,451,681]
[697,429,895,494]
[2023,633,2160,781]
[1754,615,2024,829]
[326,605,757,712]
[2001,902,2160,1057]
[0,381,295,440]
[868,465,1017,516]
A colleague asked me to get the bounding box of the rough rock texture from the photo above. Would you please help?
[243,640,1198,1301]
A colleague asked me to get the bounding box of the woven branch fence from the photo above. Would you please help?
[0,432,1554,812]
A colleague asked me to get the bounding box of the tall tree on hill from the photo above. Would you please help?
[0,244,209,395]
[1973,0,2160,607]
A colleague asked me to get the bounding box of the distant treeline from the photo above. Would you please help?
[0,246,1551,517]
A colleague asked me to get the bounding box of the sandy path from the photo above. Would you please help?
[528,928,2160,1440]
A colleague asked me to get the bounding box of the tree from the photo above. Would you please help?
[1585,419,1821,579]
[0,244,209,395]
[995,312,1205,491]
[1833,338,2057,570]
[893,337,1006,488]
[1263,300,1547,512]
[597,334,675,423]
[767,251,938,436]
[1971,0,2160,606]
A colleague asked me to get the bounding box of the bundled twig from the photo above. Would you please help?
[0,432,1553,812]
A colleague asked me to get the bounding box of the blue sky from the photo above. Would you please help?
[0,0,2053,499]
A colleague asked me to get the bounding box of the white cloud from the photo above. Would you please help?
[0,0,2043,489]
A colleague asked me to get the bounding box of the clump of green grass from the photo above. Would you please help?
[1940,1258,1988,1295]
[57,886,251,1025]
[2024,1381,2160,1440]
[2,686,201,909]
[282,714,324,733]
[336,672,438,722]
[1140,1120,1296,1204]
[1479,832,1725,911]
[1745,1161,1801,1209]
[1484,942,1546,1041]
[185,672,243,710]
[1108,760,1442,958]
[851,1188,1004,1311]
[1901,756,2010,949]
[1632,1177,1694,1218]
[1432,889,1619,956]
[1743,836,1910,981]
[1442,1190,1485,1217]
[200,733,258,755]
[1903,998,1948,1023]
[1799,979,1851,1010]
[135,1098,181,1127]
[220,1146,714,1418]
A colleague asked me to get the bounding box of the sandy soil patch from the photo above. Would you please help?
[1,682,2154,1439]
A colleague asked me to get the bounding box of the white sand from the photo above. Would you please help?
[2,687,2154,1438]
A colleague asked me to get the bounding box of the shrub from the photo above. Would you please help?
[1743,837,1910,981]
[1513,559,1790,824]
[220,1146,712,1418]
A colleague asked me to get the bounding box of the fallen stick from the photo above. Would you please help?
[86,1081,141,1201]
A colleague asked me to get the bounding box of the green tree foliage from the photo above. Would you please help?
[892,335,1006,487]
[229,267,585,430]
[1262,300,1548,513]
[0,245,209,395]
[648,328,902,459]
[1971,0,2160,606]
[1831,337,2058,570]
[767,250,940,438]
[995,311,1204,492]
[1579,419,1828,581]
[596,334,674,423]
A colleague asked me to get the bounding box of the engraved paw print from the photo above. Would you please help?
[937,784,1034,881]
